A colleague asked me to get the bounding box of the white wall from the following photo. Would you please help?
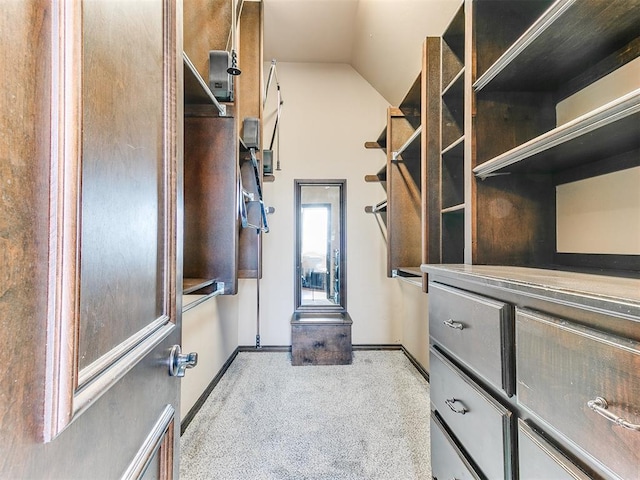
[235,62,428,353]
[351,0,461,105]
[180,295,238,419]
[556,57,640,255]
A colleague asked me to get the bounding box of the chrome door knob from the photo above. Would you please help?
[169,345,198,377]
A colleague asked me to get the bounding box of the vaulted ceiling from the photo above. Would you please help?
[262,0,461,105]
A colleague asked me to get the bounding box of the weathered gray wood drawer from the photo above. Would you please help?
[291,313,352,366]
[516,308,640,480]
[518,419,591,480]
[431,411,481,480]
[429,281,513,395]
[430,347,514,479]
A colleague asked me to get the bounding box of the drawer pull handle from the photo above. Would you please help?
[445,398,467,415]
[443,319,464,330]
[587,397,640,431]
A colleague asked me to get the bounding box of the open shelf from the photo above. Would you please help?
[392,267,423,287]
[392,125,422,161]
[183,278,216,295]
[365,200,387,214]
[474,0,640,93]
[442,138,465,209]
[365,127,388,151]
[441,209,465,263]
[365,165,386,183]
[399,73,422,128]
[441,70,465,151]
[442,3,465,63]
[474,89,640,178]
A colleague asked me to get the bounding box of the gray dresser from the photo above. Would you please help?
[423,265,640,480]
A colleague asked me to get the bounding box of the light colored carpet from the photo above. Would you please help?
[180,351,431,479]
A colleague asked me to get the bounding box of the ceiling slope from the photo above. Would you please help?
[263,0,461,105]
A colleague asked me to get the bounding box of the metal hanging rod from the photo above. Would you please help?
[365,200,387,214]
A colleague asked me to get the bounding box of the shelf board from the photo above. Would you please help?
[442,67,464,98]
[365,200,387,214]
[399,73,422,126]
[183,277,215,295]
[392,125,422,161]
[184,52,221,107]
[441,203,465,214]
[473,89,640,179]
[442,3,465,63]
[365,169,386,183]
[442,135,464,156]
[373,127,388,151]
[392,267,423,287]
[442,135,465,156]
[263,174,275,183]
[474,0,640,92]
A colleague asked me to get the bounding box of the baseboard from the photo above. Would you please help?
[238,345,292,352]
[352,343,403,351]
[181,347,240,435]
[400,345,430,383]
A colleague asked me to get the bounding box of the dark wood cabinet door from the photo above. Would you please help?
[1,1,182,478]
[516,308,640,480]
[430,348,515,480]
[429,282,513,395]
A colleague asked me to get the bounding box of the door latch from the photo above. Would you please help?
[169,345,198,377]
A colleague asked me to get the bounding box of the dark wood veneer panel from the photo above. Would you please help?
[477,0,640,92]
[474,91,556,166]
[184,110,238,294]
[387,110,422,276]
[473,173,556,267]
[424,37,442,266]
[473,0,554,80]
[183,0,230,80]
[79,0,166,369]
[516,309,640,480]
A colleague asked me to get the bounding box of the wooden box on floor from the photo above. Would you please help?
[291,313,352,366]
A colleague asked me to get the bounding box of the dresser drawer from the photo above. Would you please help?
[429,282,513,395]
[518,419,592,480]
[516,308,640,480]
[430,347,514,479]
[431,411,481,480]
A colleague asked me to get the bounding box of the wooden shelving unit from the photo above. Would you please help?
[471,0,640,272]
[422,0,640,478]
[439,3,466,265]
[182,0,267,289]
[428,2,640,479]
[364,35,441,290]
[237,0,265,279]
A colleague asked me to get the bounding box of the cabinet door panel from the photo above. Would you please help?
[431,412,481,480]
[516,308,640,480]
[430,347,513,479]
[518,419,592,480]
[429,282,513,394]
